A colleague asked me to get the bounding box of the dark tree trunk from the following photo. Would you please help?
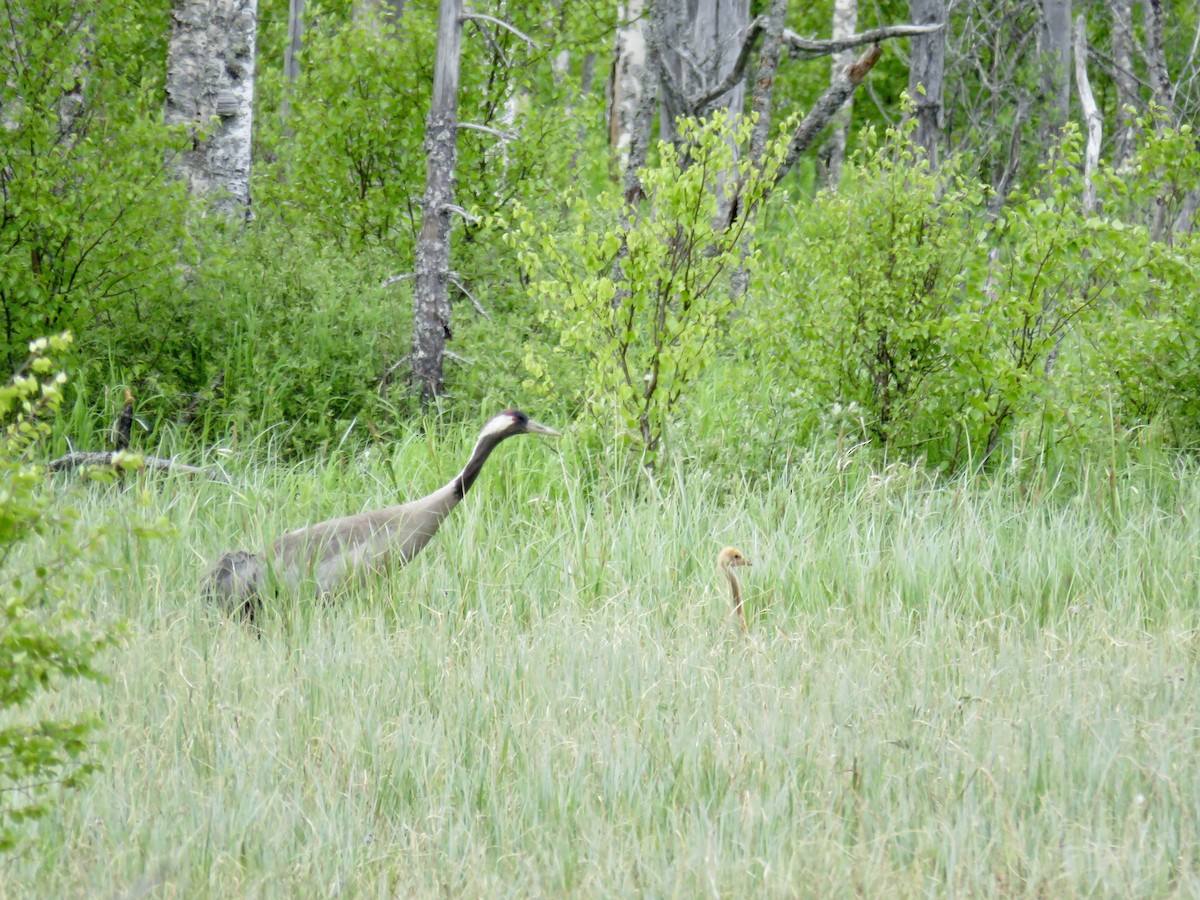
[411,0,463,404]
[280,0,304,128]
[907,0,945,167]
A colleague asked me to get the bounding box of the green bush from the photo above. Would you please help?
[754,121,1158,470]
[184,224,405,455]
[0,0,189,374]
[0,334,118,851]
[509,112,781,462]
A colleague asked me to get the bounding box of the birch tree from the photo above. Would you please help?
[822,0,857,189]
[165,0,259,218]
[608,0,647,170]
[411,0,464,403]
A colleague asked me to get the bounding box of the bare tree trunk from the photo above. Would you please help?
[622,0,665,204]
[747,0,788,168]
[1075,15,1100,214]
[165,0,258,219]
[1038,0,1073,140]
[658,0,751,145]
[907,0,945,167]
[1109,0,1138,169]
[1142,0,1172,112]
[730,0,787,300]
[608,0,648,172]
[411,0,463,404]
[280,0,304,128]
[821,0,857,189]
[1141,0,1173,241]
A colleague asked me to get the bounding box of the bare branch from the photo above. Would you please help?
[449,274,491,319]
[783,22,943,59]
[690,16,766,110]
[775,44,884,186]
[382,272,416,288]
[47,452,229,481]
[444,350,474,366]
[460,12,538,49]
[459,121,516,140]
[443,203,480,224]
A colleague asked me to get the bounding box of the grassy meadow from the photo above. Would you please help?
[2,421,1200,897]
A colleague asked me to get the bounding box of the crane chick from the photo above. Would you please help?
[202,409,560,622]
[717,545,752,633]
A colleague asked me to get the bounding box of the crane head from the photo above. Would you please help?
[717,546,751,571]
[481,409,561,440]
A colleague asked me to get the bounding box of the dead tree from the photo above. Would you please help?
[409,1,535,404]
[907,0,946,168]
[410,0,464,405]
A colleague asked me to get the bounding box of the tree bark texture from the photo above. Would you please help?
[906,0,945,168]
[747,0,788,167]
[822,0,857,189]
[608,0,647,170]
[280,0,304,128]
[1074,14,1100,215]
[411,0,463,404]
[1141,0,1172,113]
[1037,0,1073,138]
[165,0,258,219]
[658,0,751,145]
[1108,0,1138,169]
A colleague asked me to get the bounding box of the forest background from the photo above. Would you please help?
[2,0,1198,470]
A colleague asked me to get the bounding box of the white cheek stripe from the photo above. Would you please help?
[479,415,515,439]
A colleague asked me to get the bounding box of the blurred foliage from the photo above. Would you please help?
[0,0,188,373]
[0,335,117,851]
[0,0,1197,472]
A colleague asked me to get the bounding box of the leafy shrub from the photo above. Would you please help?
[0,0,189,373]
[509,112,782,461]
[184,223,404,454]
[0,334,118,851]
[755,121,1155,470]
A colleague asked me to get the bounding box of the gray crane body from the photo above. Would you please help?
[203,410,559,619]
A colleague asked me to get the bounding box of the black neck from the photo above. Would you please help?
[453,431,509,499]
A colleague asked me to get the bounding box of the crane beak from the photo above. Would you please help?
[524,419,561,437]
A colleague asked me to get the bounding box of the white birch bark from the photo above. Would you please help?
[823,0,856,189]
[1074,14,1100,215]
[165,0,259,219]
[609,0,648,169]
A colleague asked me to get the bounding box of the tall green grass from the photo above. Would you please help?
[2,424,1199,896]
